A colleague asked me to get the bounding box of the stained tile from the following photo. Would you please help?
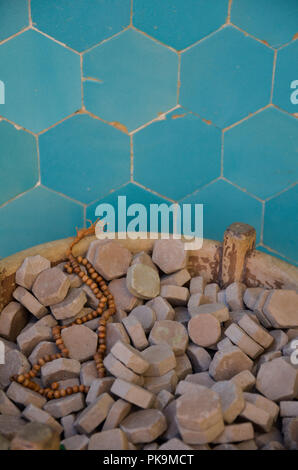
[0,186,83,258]
[224,108,298,199]
[180,26,273,128]
[231,0,298,48]
[39,114,130,204]
[273,40,298,114]
[0,0,28,42]
[134,109,221,200]
[83,29,178,132]
[180,179,262,243]
[0,29,81,133]
[31,0,130,52]
[263,185,298,264]
[133,0,228,50]
[0,121,38,206]
[86,182,174,235]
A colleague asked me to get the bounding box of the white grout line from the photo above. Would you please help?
[270,49,277,103]
[178,177,221,202]
[130,25,177,52]
[132,181,177,203]
[86,181,131,208]
[180,25,226,54]
[31,26,81,55]
[130,105,180,135]
[28,0,32,27]
[227,0,233,23]
[0,184,39,210]
[0,116,37,135]
[177,53,181,105]
[222,104,272,133]
[39,184,86,207]
[130,0,133,26]
[82,27,129,55]
[230,23,275,50]
[264,182,297,202]
[260,242,298,265]
[35,135,41,184]
[0,26,30,46]
[130,134,134,181]
[220,131,224,177]
[221,176,265,202]
[260,201,265,243]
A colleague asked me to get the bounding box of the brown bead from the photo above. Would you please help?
[77,256,83,263]
[24,373,30,379]
[51,382,59,390]
[23,379,30,387]
[76,318,82,325]
[78,271,85,278]
[99,344,106,352]
[92,311,99,318]
[29,371,36,378]
[79,385,85,393]
[17,375,25,384]
[82,258,88,266]
[81,316,87,323]
[91,283,97,290]
[47,391,54,399]
[74,267,80,274]
[67,267,73,274]
[87,313,93,321]
[33,364,41,372]
[66,387,73,395]
[56,338,63,345]
[93,288,100,294]
[60,389,66,397]
[62,349,69,356]
[54,391,61,399]
[72,386,79,394]
[86,279,92,286]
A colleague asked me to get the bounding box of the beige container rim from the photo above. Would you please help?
[0,231,297,312]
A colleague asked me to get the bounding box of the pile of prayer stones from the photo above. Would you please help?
[0,238,298,450]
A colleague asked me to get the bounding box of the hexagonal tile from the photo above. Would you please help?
[0,0,28,42]
[0,29,81,133]
[0,120,38,206]
[134,109,221,200]
[31,0,130,52]
[39,114,130,204]
[180,26,274,128]
[133,0,228,50]
[180,179,262,243]
[83,29,178,132]
[224,108,298,199]
[0,186,83,257]
[231,0,298,48]
[273,40,298,114]
[264,185,298,264]
[86,183,174,234]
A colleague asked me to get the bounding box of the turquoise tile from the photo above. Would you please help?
[180,26,274,128]
[0,0,28,42]
[39,114,130,204]
[0,30,81,133]
[0,186,83,257]
[83,29,178,132]
[31,0,130,52]
[273,40,298,114]
[256,246,298,267]
[224,108,298,199]
[86,183,174,234]
[133,0,228,50]
[180,179,262,243]
[134,109,221,200]
[264,185,298,264]
[231,0,298,48]
[0,121,38,206]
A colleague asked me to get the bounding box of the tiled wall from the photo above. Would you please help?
[0,0,297,265]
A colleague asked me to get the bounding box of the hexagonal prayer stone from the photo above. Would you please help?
[91,240,132,280]
[108,277,139,312]
[111,378,155,409]
[146,296,175,321]
[122,315,148,350]
[126,263,160,300]
[106,322,130,353]
[102,399,132,431]
[111,340,150,374]
[176,388,223,432]
[149,320,188,355]
[74,393,114,434]
[10,422,60,450]
[209,347,253,381]
[51,288,87,320]
[256,357,298,401]
[15,255,51,290]
[0,350,30,388]
[13,287,47,319]
[120,409,167,443]
[32,267,70,306]
[152,239,187,274]
[61,324,97,362]
[44,393,85,418]
[160,268,191,287]
[212,381,245,424]
[130,305,156,333]
[0,301,28,342]
[103,353,143,385]
[41,358,81,386]
[142,344,176,377]
[263,289,298,328]
[88,429,129,450]
[188,314,221,348]
[17,324,52,356]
